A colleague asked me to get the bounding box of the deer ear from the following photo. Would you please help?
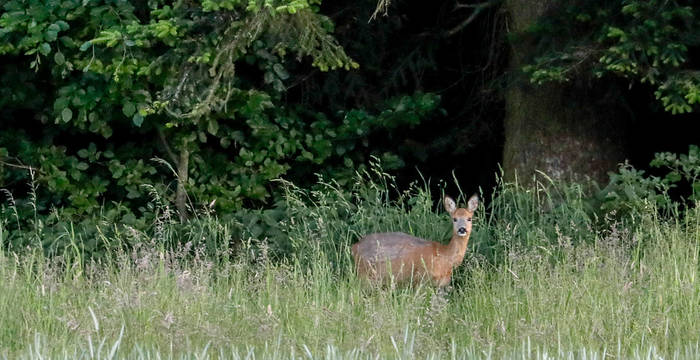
[444,196,456,214]
[467,194,479,212]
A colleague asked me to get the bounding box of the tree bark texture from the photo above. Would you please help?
[502,0,625,185]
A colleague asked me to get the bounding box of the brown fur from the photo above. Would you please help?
[351,195,478,287]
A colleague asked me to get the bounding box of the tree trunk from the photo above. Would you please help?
[502,0,624,185]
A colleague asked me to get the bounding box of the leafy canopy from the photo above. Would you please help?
[522,0,700,114]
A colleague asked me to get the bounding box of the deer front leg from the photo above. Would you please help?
[433,267,453,287]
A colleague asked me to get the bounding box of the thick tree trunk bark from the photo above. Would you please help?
[502,0,624,185]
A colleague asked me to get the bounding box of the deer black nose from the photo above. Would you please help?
[457,227,467,235]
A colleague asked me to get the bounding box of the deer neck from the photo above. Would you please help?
[446,232,471,265]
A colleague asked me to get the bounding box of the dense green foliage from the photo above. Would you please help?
[599,145,700,219]
[0,0,440,222]
[3,171,700,358]
[522,0,700,114]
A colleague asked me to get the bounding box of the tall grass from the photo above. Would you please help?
[1,170,700,359]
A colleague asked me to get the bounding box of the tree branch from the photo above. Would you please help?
[0,160,43,175]
[445,0,501,37]
[157,128,179,165]
[369,0,391,22]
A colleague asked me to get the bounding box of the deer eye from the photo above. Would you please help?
[467,218,472,222]
[453,218,457,222]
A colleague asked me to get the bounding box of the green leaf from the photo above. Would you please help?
[692,182,700,198]
[207,119,219,135]
[54,52,65,65]
[39,43,51,55]
[56,20,69,31]
[663,171,681,184]
[122,102,136,117]
[45,23,60,41]
[132,114,144,127]
[272,63,289,80]
[79,41,91,51]
[126,186,141,199]
[61,108,73,122]
[45,30,58,42]
[101,126,113,138]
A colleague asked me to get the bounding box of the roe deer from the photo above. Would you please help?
[352,195,478,287]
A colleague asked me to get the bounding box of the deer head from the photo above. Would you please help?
[444,194,479,238]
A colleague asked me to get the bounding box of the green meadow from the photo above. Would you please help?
[1,173,700,359]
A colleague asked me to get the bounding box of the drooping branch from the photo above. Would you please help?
[370,0,391,22]
[157,10,269,120]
